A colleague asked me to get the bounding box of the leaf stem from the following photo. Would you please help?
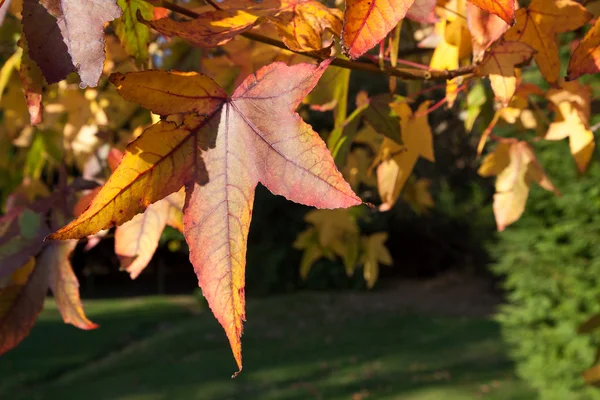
[144,0,476,81]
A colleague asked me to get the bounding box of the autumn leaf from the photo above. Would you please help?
[114,0,154,64]
[545,80,595,173]
[402,177,434,215]
[479,141,558,231]
[342,0,416,59]
[115,190,184,279]
[504,0,591,85]
[477,40,535,107]
[567,18,600,80]
[467,2,511,61]
[0,208,49,279]
[361,232,392,288]
[141,9,264,48]
[22,0,122,88]
[467,0,515,25]
[49,60,361,373]
[373,102,434,211]
[0,257,47,355]
[18,38,44,125]
[406,0,437,24]
[46,241,98,330]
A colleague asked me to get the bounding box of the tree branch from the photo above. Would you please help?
[145,0,476,81]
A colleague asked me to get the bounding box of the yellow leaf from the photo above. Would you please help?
[545,81,595,173]
[477,40,535,107]
[360,232,392,289]
[375,102,434,211]
[504,0,591,84]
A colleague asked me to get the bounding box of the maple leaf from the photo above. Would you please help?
[18,38,44,125]
[22,0,122,88]
[113,0,154,64]
[479,141,559,231]
[567,18,600,80]
[545,81,595,173]
[116,190,185,279]
[467,0,515,25]
[467,2,511,61]
[373,102,434,211]
[342,0,416,59]
[361,232,392,288]
[0,258,47,355]
[141,8,264,48]
[48,60,361,372]
[406,0,437,24]
[477,40,535,107]
[503,0,591,85]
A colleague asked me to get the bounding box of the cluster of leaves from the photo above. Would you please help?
[0,0,599,376]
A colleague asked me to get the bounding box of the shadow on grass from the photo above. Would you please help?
[1,293,533,400]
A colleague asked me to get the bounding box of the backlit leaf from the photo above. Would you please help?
[50,60,361,373]
[46,241,97,330]
[504,0,591,84]
[342,0,416,58]
[477,40,535,107]
[467,0,515,25]
[374,102,434,211]
[22,0,122,88]
[114,0,154,64]
[567,18,600,80]
[467,2,511,61]
[545,81,595,173]
[0,257,49,355]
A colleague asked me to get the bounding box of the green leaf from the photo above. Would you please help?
[114,0,153,65]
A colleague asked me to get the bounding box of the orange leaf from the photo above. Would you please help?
[567,18,600,80]
[467,2,511,61]
[467,0,515,25]
[46,241,98,330]
[342,0,416,59]
[504,0,591,84]
[141,9,263,48]
[50,60,361,373]
[477,40,535,106]
[0,257,48,355]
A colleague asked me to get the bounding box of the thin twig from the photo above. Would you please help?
[144,0,477,81]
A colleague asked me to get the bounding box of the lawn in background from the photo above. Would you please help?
[0,292,534,399]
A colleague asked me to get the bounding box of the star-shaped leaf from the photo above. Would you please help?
[49,60,361,373]
[342,0,416,58]
[567,18,600,80]
[504,0,591,84]
[467,0,515,25]
[477,40,535,106]
[545,81,595,173]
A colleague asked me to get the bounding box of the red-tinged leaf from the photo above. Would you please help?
[0,257,49,355]
[141,9,263,48]
[406,0,437,24]
[342,0,416,59]
[477,40,535,107]
[22,0,122,88]
[153,6,169,19]
[22,0,75,85]
[115,190,184,279]
[504,0,591,84]
[50,60,361,373]
[467,0,515,25]
[567,18,600,80]
[46,241,98,330]
[0,208,50,280]
[18,38,44,125]
[467,2,511,61]
[107,148,124,172]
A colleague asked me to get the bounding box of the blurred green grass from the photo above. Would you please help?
[0,293,533,400]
